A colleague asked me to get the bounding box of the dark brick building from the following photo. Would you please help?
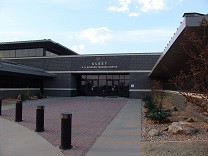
[0,13,207,99]
[0,53,160,98]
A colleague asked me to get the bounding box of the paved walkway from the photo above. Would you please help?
[0,118,64,156]
[86,99,141,156]
[0,97,141,156]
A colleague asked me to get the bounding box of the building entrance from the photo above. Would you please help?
[77,74,129,97]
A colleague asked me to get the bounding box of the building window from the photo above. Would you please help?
[36,48,43,56]
[3,50,10,58]
[113,75,119,79]
[22,49,29,57]
[9,50,15,57]
[46,51,58,56]
[0,51,3,57]
[78,74,129,97]
[28,49,36,57]
[0,48,45,58]
[16,49,23,57]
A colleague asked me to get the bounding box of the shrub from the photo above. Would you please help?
[145,108,171,123]
[143,96,157,111]
[36,91,43,99]
[143,95,172,123]
[21,90,30,101]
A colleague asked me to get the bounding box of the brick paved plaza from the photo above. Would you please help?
[1,97,128,156]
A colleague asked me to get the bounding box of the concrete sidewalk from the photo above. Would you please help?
[85,99,141,156]
[0,118,64,156]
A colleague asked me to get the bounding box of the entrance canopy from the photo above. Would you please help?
[0,59,55,78]
[149,13,208,79]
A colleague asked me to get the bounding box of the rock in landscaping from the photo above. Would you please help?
[186,118,195,122]
[149,120,159,124]
[179,121,192,127]
[30,96,38,100]
[148,129,160,136]
[172,106,178,111]
[168,122,197,135]
[162,127,169,131]
[168,116,178,122]
[177,116,188,121]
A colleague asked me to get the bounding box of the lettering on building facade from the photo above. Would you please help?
[81,61,118,69]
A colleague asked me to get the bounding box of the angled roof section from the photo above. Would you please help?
[0,39,78,55]
[149,13,208,79]
[0,59,55,77]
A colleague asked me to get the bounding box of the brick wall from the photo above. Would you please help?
[6,54,160,98]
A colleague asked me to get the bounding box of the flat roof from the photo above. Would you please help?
[3,52,161,61]
[149,13,208,79]
[0,59,55,77]
[0,39,78,56]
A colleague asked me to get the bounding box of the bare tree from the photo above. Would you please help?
[152,80,167,109]
[170,17,208,116]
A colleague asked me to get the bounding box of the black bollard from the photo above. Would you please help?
[0,97,2,116]
[35,104,45,132]
[15,100,23,122]
[60,112,73,150]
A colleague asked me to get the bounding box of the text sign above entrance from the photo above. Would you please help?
[81,61,118,69]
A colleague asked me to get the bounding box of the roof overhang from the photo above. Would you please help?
[0,39,78,56]
[149,13,208,79]
[0,60,55,78]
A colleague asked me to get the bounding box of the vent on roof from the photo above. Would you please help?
[183,12,205,17]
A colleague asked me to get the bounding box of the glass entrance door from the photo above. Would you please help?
[107,80,119,96]
[85,80,98,96]
[78,74,129,97]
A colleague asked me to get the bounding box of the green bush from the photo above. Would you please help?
[145,108,171,123]
[143,96,157,111]
[143,95,171,123]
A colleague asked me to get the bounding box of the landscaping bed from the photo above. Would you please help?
[2,96,46,106]
[141,101,208,142]
[141,95,208,156]
[2,98,18,106]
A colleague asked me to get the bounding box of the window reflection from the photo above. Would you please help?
[99,75,106,79]
[113,75,119,79]
[87,75,98,79]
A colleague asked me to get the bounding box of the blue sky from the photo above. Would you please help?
[0,0,207,54]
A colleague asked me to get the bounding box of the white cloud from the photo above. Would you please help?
[79,44,85,50]
[107,0,175,16]
[67,36,73,40]
[72,44,85,52]
[78,27,112,44]
[128,13,139,17]
[49,0,69,4]
[107,0,131,12]
[138,0,166,12]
